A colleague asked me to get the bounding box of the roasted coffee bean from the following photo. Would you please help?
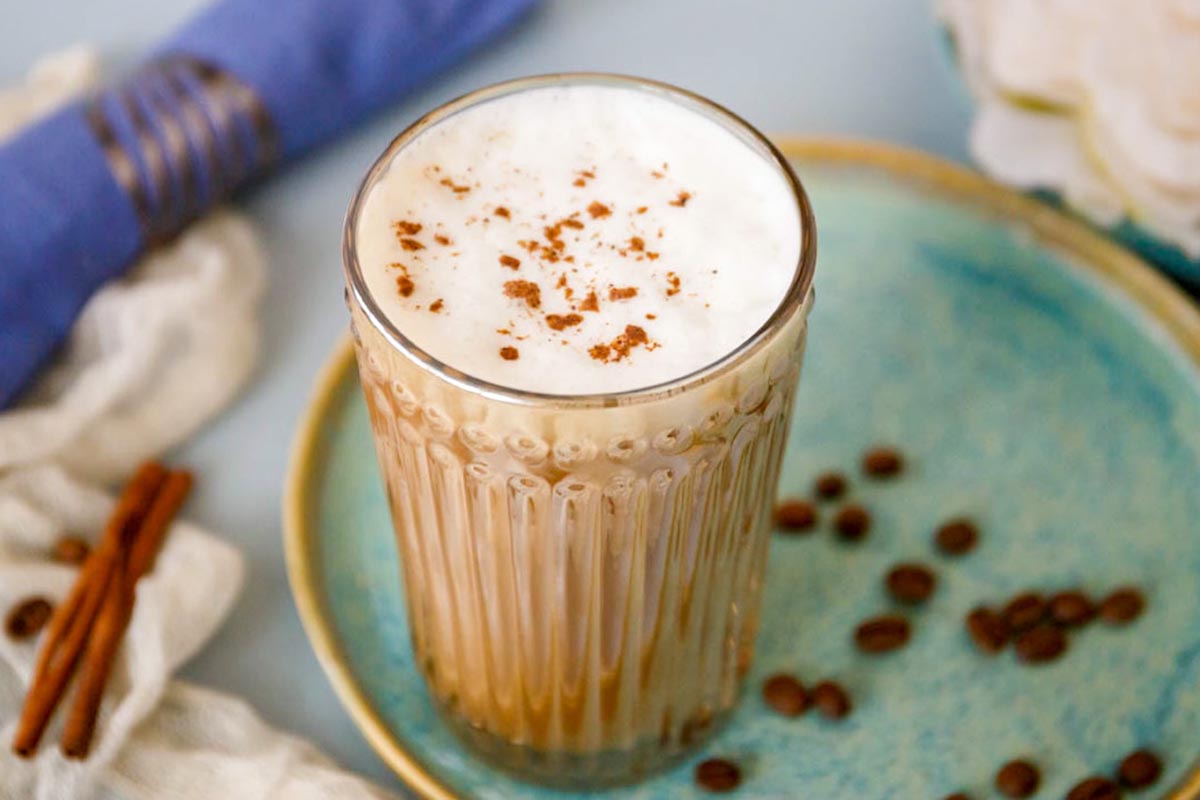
[1066,776,1121,800]
[1099,587,1145,626]
[814,471,847,500]
[761,673,808,717]
[50,536,90,565]
[854,615,911,653]
[862,446,904,478]
[995,759,1040,798]
[943,794,973,800]
[885,563,937,605]
[934,518,978,556]
[811,681,852,719]
[1002,592,1048,632]
[1048,590,1097,627]
[966,607,1010,654]
[1117,749,1162,789]
[1014,623,1068,664]
[775,499,818,533]
[834,504,872,542]
[5,596,53,641]
[694,758,741,793]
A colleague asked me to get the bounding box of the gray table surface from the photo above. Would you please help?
[3,0,970,792]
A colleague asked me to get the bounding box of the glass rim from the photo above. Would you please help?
[342,72,817,409]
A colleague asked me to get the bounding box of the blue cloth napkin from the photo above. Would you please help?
[0,0,537,409]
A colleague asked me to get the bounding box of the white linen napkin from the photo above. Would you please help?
[0,48,397,800]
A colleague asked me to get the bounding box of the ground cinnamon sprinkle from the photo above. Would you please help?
[646,251,660,260]
[399,237,424,251]
[645,313,657,320]
[518,239,538,253]
[496,328,511,335]
[429,298,444,313]
[669,190,692,207]
[545,313,583,331]
[494,206,510,219]
[434,234,451,246]
[609,286,638,301]
[503,280,542,309]
[636,206,648,214]
[628,236,645,252]
[666,272,681,296]
[556,275,568,289]
[587,201,612,219]
[499,255,521,270]
[439,177,471,193]
[396,276,415,297]
[393,221,422,236]
[573,178,586,187]
[590,324,650,363]
[560,217,584,230]
[578,290,599,312]
[499,346,519,361]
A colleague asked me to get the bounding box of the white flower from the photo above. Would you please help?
[940,0,1200,258]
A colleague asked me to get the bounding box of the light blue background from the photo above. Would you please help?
[3,1,971,792]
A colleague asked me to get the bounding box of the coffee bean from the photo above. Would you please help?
[943,794,973,800]
[1099,587,1145,626]
[1048,590,1096,627]
[1066,776,1121,800]
[5,596,53,641]
[814,471,847,501]
[1014,623,1068,664]
[761,673,808,717]
[694,758,741,793]
[994,759,1040,798]
[885,563,937,605]
[775,499,818,533]
[862,446,904,478]
[855,615,911,653]
[1002,592,1048,632]
[834,504,872,542]
[811,681,852,719]
[934,518,978,556]
[1117,749,1162,789]
[50,536,90,565]
[965,607,1010,654]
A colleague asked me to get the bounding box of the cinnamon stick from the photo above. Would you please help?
[12,461,166,757]
[60,469,193,759]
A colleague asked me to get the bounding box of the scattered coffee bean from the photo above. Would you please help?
[775,499,818,533]
[994,759,1040,798]
[934,518,979,556]
[1066,776,1121,800]
[50,535,90,565]
[834,504,872,542]
[694,758,741,793]
[854,614,911,653]
[943,794,973,800]
[862,446,904,478]
[1048,590,1096,628]
[1014,623,1068,664]
[814,471,848,501]
[1099,587,1145,626]
[966,607,1010,654]
[885,563,937,605]
[761,673,808,717]
[5,596,53,641]
[1002,592,1048,632]
[811,681,852,720]
[1117,749,1162,789]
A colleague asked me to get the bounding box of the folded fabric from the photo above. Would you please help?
[0,0,538,410]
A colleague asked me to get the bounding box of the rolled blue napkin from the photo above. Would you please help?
[0,0,537,409]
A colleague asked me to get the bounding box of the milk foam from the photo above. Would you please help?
[355,83,802,395]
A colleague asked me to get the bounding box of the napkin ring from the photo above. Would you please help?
[87,56,278,245]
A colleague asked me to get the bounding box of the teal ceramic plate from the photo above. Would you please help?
[285,140,1200,799]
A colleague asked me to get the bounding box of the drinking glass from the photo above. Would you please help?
[342,73,817,788]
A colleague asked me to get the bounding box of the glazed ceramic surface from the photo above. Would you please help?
[286,140,1200,799]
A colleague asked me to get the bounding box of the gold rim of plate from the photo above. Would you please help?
[282,137,1200,800]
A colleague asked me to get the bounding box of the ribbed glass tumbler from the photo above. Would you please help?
[342,74,817,788]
